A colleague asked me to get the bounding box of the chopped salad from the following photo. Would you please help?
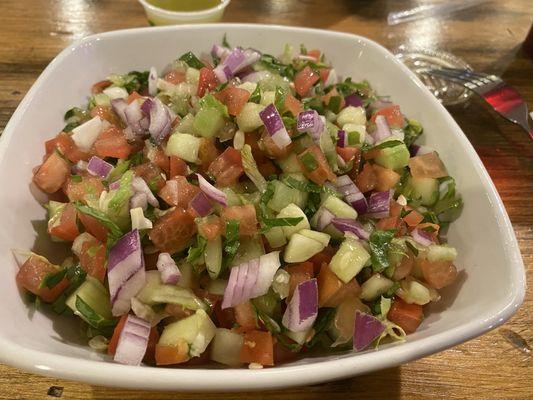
[18,39,463,368]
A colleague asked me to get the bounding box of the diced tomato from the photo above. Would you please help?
[387,299,423,334]
[355,163,378,193]
[284,93,303,116]
[286,262,314,298]
[169,155,187,178]
[48,203,79,241]
[294,66,320,97]
[393,252,415,280]
[234,301,258,332]
[16,255,69,303]
[125,91,142,105]
[94,126,132,159]
[420,259,458,289]
[240,330,274,366]
[321,87,345,110]
[79,238,107,282]
[198,138,220,173]
[347,147,363,181]
[52,132,90,163]
[90,106,121,126]
[78,213,107,243]
[307,49,321,60]
[164,69,186,85]
[107,315,128,356]
[220,204,258,236]
[308,246,336,275]
[45,137,58,155]
[371,105,405,128]
[376,216,401,231]
[134,163,166,192]
[297,145,336,185]
[257,158,278,178]
[147,147,170,177]
[274,341,299,364]
[362,147,382,161]
[143,251,160,271]
[197,67,218,97]
[91,80,112,95]
[197,215,225,240]
[317,263,361,307]
[214,87,250,116]
[207,147,244,187]
[155,341,190,365]
[144,327,160,364]
[336,146,359,163]
[390,200,403,218]
[319,68,330,83]
[63,174,105,203]
[408,152,448,179]
[33,152,70,194]
[260,131,293,159]
[403,210,424,227]
[373,164,401,191]
[214,302,236,329]
[158,176,200,208]
[149,208,197,253]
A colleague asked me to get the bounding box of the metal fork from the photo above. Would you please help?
[423,67,532,138]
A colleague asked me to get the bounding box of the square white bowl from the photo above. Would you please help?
[0,24,525,391]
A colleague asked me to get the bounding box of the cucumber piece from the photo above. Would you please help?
[267,180,303,212]
[260,90,276,106]
[277,203,310,238]
[236,102,264,132]
[286,329,310,345]
[277,153,302,173]
[165,133,200,163]
[205,236,223,279]
[396,278,437,305]
[232,235,265,266]
[299,229,330,247]
[406,176,439,206]
[72,232,96,258]
[374,142,410,170]
[427,244,457,262]
[206,279,227,296]
[185,67,200,85]
[284,232,326,263]
[360,273,394,301]
[336,106,366,126]
[159,309,217,358]
[329,236,370,283]
[237,82,257,94]
[47,201,67,235]
[342,123,366,144]
[176,261,197,289]
[272,269,290,299]
[66,276,113,320]
[322,195,358,219]
[176,113,195,134]
[210,328,244,367]
[220,187,242,206]
[264,226,287,248]
[193,107,225,138]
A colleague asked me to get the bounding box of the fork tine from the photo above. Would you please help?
[438,67,487,79]
[423,69,471,86]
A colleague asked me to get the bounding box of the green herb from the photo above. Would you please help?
[306,307,335,348]
[222,33,231,48]
[274,86,287,111]
[403,118,423,147]
[432,177,463,223]
[74,202,123,239]
[260,217,304,232]
[51,264,87,314]
[298,152,318,172]
[198,92,229,118]
[368,230,396,273]
[422,210,440,225]
[179,51,205,69]
[283,176,338,196]
[303,192,321,219]
[40,268,68,290]
[187,235,208,265]
[335,78,372,97]
[106,170,134,223]
[241,144,267,193]
[249,85,262,103]
[75,296,117,335]
[327,96,341,113]
[282,114,296,129]
[109,71,150,93]
[129,151,144,166]
[372,139,404,150]
[63,122,80,132]
[255,308,281,334]
[107,159,130,183]
[223,220,240,268]
[299,44,308,55]
[71,175,82,183]
[259,54,296,79]
[405,240,419,256]
[302,97,325,114]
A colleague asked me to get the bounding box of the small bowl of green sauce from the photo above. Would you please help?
[138,0,231,25]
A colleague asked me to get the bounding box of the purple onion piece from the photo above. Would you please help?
[148,98,172,144]
[148,67,158,97]
[197,173,227,206]
[111,98,128,124]
[189,191,213,217]
[296,110,324,143]
[411,228,434,246]
[259,104,291,148]
[365,190,393,219]
[344,94,363,108]
[156,252,181,285]
[132,177,159,208]
[337,130,346,147]
[87,156,113,179]
[241,70,270,83]
[316,207,335,231]
[282,278,318,332]
[374,115,392,142]
[113,314,150,365]
[353,310,386,352]
[331,218,370,240]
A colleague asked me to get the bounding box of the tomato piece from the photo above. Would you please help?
[198,137,220,173]
[319,68,330,83]
[240,331,274,366]
[284,93,303,116]
[207,147,244,187]
[63,174,105,203]
[147,147,170,176]
[79,238,107,282]
[143,327,159,364]
[389,200,403,218]
[133,163,166,192]
[169,155,188,178]
[214,302,236,329]
[403,210,424,227]
[321,87,345,110]
[416,223,440,241]
[234,301,258,332]
[297,144,336,185]
[308,246,336,275]
[16,255,69,302]
[317,263,361,307]
[376,216,401,231]
[45,137,58,155]
[90,106,121,126]
[94,126,132,159]
[53,132,90,163]
[355,163,377,193]
[197,67,218,97]
[214,87,250,116]
[286,261,314,298]
[197,215,225,240]
[260,131,294,159]
[393,252,415,280]
[294,66,320,97]
[420,259,458,289]
[164,69,186,85]
[158,176,200,208]
[49,203,79,241]
[155,342,190,365]
[33,152,70,194]
[107,315,128,356]
[274,341,299,364]
[387,299,423,334]
[220,204,258,236]
[373,164,401,191]
[371,105,405,128]
[149,208,197,253]
[408,152,448,179]
[91,80,111,95]
[126,91,143,104]
[307,49,321,60]
[336,146,359,163]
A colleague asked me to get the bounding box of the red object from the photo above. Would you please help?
[207,147,244,187]
[387,299,423,334]
[220,204,258,236]
[94,126,132,159]
[197,67,218,97]
[164,70,186,85]
[214,87,250,116]
[78,212,108,242]
[16,255,69,303]
[48,203,79,241]
[294,66,320,97]
[149,208,197,253]
[158,176,200,208]
[240,331,274,366]
[63,174,105,202]
[371,105,405,128]
[79,238,107,282]
[297,145,336,185]
[107,315,128,356]
[33,152,70,194]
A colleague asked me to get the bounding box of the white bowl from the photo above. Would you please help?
[0,24,525,391]
[137,0,231,25]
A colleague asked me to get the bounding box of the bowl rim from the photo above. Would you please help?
[0,23,525,391]
[137,0,231,18]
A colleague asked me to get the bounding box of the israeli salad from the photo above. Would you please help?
[18,40,463,368]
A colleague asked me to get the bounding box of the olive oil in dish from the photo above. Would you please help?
[147,0,222,12]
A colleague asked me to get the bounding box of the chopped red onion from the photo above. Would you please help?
[409,144,433,157]
[156,252,181,285]
[148,98,172,144]
[222,47,245,74]
[337,130,346,148]
[344,94,363,108]
[296,110,324,143]
[124,100,148,135]
[212,47,261,84]
[132,177,159,208]
[72,160,88,174]
[316,207,335,231]
[148,67,158,97]
[212,44,231,60]
[130,192,148,211]
[111,98,128,124]
[353,310,386,352]
[213,64,232,84]
[259,104,291,149]
[336,175,368,214]
[114,314,150,365]
[411,228,434,246]
[282,278,318,332]
[241,258,260,301]
[369,98,393,112]
[109,180,120,190]
[87,156,113,179]
[331,218,370,240]
[364,133,375,145]
[374,115,392,142]
[189,191,213,217]
[108,230,146,316]
[241,70,270,83]
[197,173,227,206]
[365,190,393,219]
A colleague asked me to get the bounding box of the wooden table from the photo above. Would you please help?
[0,0,531,398]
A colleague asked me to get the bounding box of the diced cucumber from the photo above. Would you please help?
[319,125,338,172]
[205,236,223,279]
[329,236,370,283]
[267,180,304,212]
[193,107,225,138]
[286,329,310,345]
[299,229,330,247]
[206,279,227,296]
[322,195,358,219]
[175,113,195,134]
[360,274,394,301]
[252,290,280,316]
[272,269,290,299]
[374,142,410,170]
[165,133,200,163]
[427,244,457,262]
[220,187,242,206]
[210,328,243,367]
[159,309,216,358]
[237,82,257,94]
[130,207,153,230]
[236,102,264,132]
[186,67,200,85]
[66,276,113,320]
[342,123,366,144]
[47,201,66,235]
[387,238,409,271]
[396,278,438,305]
[277,203,310,238]
[72,232,96,258]
[103,86,128,100]
[277,153,301,173]
[264,226,287,248]
[405,176,439,206]
[232,235,265,266]
[176,261,197,289]
[136,270,206,310]
[260,90,275,106]
[92,93,111,106]
[336,106,366,126]
[284,231,327,263]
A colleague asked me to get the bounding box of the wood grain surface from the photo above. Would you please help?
[0,0,531,399]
